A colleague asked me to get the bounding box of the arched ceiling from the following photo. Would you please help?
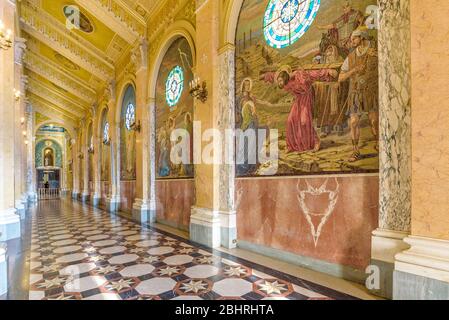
[19,0,160,127]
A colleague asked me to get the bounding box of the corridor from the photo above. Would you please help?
[19,199,358,300]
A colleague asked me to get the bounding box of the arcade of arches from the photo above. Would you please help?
[1,0,449,300]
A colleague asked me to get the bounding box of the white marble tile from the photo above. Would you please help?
[108,254,139,265]
[147,246,175,256]
[213,279,253,297]
[54,245,83,254]
[99,246,127,255]
[172,295,204,300]
[135,278,177,295]
[51,239,79,247]
[83,293,121,300]
[60,263,97,276]
[163,255,193,266]
[184,265,219,278]
[86,235,110,241]
[91,239,117,247]
[135,240,159,247]
[56,253,88,264]
[119,264,155,277]
[64,276,107,292]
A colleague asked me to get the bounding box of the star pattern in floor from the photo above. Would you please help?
[28,201,356,300]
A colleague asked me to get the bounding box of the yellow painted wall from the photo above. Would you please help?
[411,0,449,240]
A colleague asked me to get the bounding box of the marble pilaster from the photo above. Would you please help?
[190,0,236,249]
[132,43,152,223]
[216,44,237,248]
[393,0,449,300]
[0,0,21,242]
[370,0,412,299]
[106,90,120,212]
[27,108,37,202]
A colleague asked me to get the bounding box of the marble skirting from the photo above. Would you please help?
[156,179,194,231]
[120,180,136,214]
[235,175,379,271]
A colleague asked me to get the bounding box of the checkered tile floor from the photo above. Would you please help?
[28,200,355,300]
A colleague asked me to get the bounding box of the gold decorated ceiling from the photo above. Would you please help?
[20,0,155,128]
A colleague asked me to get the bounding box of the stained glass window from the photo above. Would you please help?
[264,0,321,49]
[165,66,184,107]
[125,103,135,130]
[103,122,109,143]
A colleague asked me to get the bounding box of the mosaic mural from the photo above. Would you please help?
[35,139,63,168]
[235,0,379,176]
[120,85,137,181]
[155,37,194,179]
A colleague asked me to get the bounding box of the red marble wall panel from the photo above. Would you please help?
[156,179,195,231]
[235,175,379,270]
[120,180,136,213]
[100,181,110,208]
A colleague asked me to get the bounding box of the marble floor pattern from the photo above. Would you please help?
[28,200,357,300]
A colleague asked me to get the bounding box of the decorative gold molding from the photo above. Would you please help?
[24,50,97,104]
[20,1,114,80]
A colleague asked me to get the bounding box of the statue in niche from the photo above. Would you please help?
[44,148,54,167]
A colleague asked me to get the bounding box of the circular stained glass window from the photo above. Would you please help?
[103,122,109,142]
[125,103,135,130]
[165,66,184,107]
[264,0,321,49]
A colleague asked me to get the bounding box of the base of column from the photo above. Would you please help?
[106,196,120,213]
[190,207,221,248]
[370,229,409,299]
[80,192,90,203]
[132,199,155,224]
[90,194,101,207]
[393,236,449,300]
[20,193,29,208]
[218,210,237,249]
[27,192,37,203]
[0,208,21,241]
[15,200,26,220]
[0,245,6,296]
[72,191,79,200]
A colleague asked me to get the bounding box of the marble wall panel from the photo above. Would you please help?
[156,179,195,231]
[120,180,136,213]
[236,175,379,270]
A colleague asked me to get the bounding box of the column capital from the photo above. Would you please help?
[218,43,235,55]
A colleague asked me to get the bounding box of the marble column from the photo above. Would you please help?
[14,39,27,218]
[132,41,154,223]
[393,0,449,300]
[106,82,120,212]
[26,106,37,202]
[71,133,80,199]
[81,121,90,202]
[91,113,101,207]
[0,0,21,241]
[190,0,237,249]
[0,244,6,296]
[370,0,412,299]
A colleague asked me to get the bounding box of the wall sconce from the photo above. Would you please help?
[0,20,12,50]
[22,130,27,137]
[130,120,141,133]
[189,76,208,103]
[20,117,25,125]
[14,89,21,101]
[24,140,29,145]
[87,146,94,154]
